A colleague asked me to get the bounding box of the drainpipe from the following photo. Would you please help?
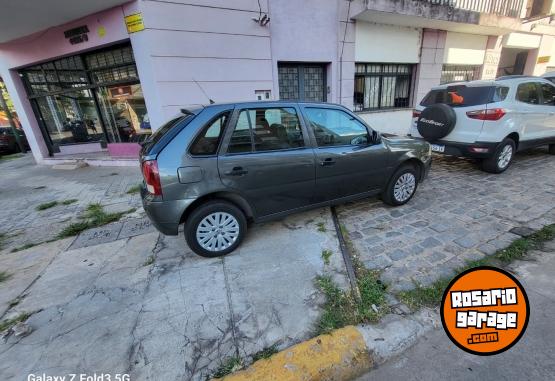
[0,78,24,152]
[339,0,353,105]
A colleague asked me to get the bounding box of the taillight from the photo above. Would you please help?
[466,108,506,121]
[412,110,421,118]
[141,160,162,196]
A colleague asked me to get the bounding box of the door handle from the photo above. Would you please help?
[224,166,248,176]
[320,158,336,166]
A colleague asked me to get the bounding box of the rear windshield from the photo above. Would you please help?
[141,115,193,154]
[420,85,507,107]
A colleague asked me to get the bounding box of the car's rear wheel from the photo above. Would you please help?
[481,138,515,174]
[381,164,419,206]
[549,144,555,155]
[185,200,247,257]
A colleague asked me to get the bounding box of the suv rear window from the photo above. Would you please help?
[420,85,506,107]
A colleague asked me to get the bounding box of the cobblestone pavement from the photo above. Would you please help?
[337,148,555,291]
[0,154,143,253]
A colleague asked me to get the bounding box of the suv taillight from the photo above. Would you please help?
[412,110,421,118]
[141,160,162,196]
[466,108,506,121]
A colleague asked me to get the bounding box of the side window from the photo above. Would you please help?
[540,83,555,105]
[251,108,304,151]
[189,112,229,156]
[493,86,509,102]
[517,82,540,105]
[304,108,369,147]
[227,111,253,154]
[227,107,304,153]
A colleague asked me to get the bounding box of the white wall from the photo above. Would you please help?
[139,0,274,123]
[443,32,488,65]
[355,22,421,63]
[358,110,413,136]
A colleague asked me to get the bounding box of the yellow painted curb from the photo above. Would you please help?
[218,326,372,381]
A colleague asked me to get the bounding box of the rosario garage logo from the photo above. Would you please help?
[440,266,529,355]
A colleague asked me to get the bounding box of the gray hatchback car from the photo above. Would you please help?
[140,101,431,257]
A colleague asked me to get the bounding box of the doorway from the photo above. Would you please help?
[497,48,530,77]
[19,42,150,155]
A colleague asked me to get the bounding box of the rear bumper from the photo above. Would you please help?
[141,187,195,236]
[408,136,499,159]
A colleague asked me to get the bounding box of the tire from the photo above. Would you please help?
[381,165,419,206]
[185,200,247,258]
[549,144,555,155]
[481,138,516,174]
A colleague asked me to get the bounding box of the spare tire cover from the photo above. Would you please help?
[417,104,457,141]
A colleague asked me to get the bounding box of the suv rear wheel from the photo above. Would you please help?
[185,200,247,257]
[549,144,555,155]
[481,138,516,174]
[381,164,419,206]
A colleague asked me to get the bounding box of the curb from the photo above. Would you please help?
[218,309,441,381]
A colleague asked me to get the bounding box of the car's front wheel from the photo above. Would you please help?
[381,164,419,206]
[481,138,515,174]
[185,200,247,257]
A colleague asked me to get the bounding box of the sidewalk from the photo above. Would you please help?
[0,154,143,252]
[357,238,555,381]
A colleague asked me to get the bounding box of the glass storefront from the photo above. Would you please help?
[19,43,150,153]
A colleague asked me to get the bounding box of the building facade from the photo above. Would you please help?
[0,0,553,165]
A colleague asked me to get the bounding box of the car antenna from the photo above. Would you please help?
[192,78,215,104]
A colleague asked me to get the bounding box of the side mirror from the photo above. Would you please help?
[371,130,381,144]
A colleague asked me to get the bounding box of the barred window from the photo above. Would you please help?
[354,63,413,112]
[441,65,481,84]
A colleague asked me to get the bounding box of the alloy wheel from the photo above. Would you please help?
[393,173,416,203]
[498,144,513,169]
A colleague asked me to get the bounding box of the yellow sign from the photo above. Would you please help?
[97,26,106,38]
[125,13,145,34]
[537,56,551,64]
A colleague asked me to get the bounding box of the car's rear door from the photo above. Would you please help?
[515,81,548,142]
[218,105,316,218]
[300,105,389,203]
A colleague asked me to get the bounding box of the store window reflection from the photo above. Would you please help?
[19,43,151,153]
[97,84,150,143]
[36,90,103,145]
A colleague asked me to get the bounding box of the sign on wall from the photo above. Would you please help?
[64,25,89,45]
[537,56,551,64]
[125,13,145,34]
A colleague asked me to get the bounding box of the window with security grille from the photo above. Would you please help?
[278,63,326,102]
[441,65,481,84]
[354,63,414,112]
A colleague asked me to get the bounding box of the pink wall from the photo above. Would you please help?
[0,4,147,163]
[0,6,129,68]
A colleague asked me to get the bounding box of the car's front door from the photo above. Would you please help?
[538,81,555,139]
[301,106,390,203]
[218,106,316,218]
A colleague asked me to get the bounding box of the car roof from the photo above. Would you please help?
[181,100,349,114]
[429,76,553,91]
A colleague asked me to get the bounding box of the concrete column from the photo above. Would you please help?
[122,1,166,132]
[480,36,503,80]
[524,34,555,76]
[414,29,446,105]
[0,69,49,162]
